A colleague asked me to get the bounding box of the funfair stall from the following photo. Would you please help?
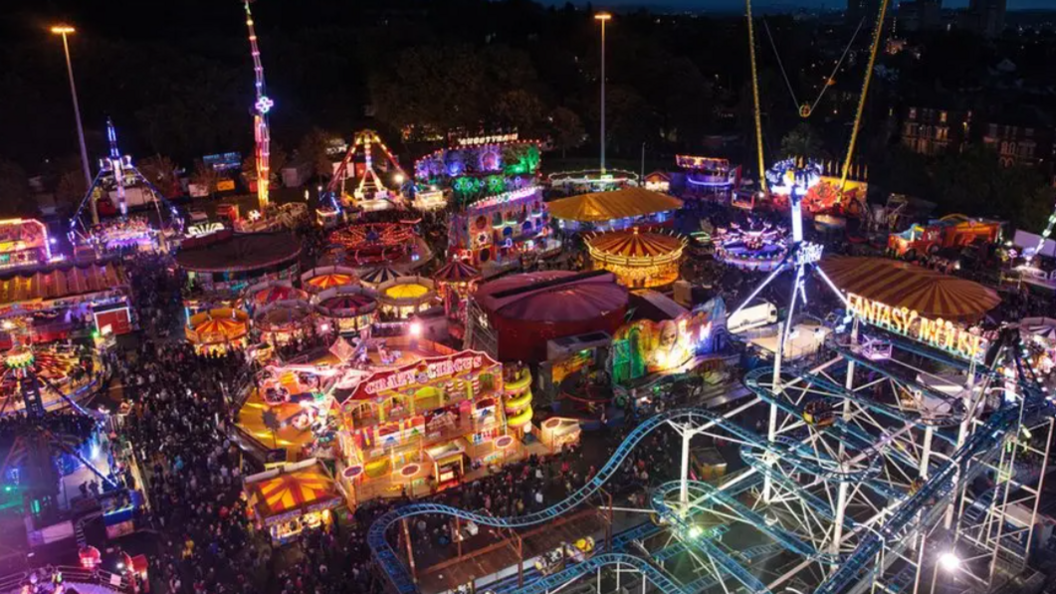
[243,280,309,314]
[301,266,358,294]
[244,459,342,544]
[376,277,439,321]
[334,350,546,502]
[254,300,316,347]
[447,187,557,267]
[313,286,378,335]
[433,260,481,336]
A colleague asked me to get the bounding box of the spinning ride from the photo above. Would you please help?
[314,286,377,335]
[714,218,788,271]
[328,221,423,267]
[301,266,358,293]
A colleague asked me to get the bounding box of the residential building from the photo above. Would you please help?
[981,122,1054,169]
[901,106,971,156]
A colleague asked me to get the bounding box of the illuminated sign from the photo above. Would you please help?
[795,242,824,266]
[846,292,987,361]
[349,350,500,400]
[186,222,226,238]
[467,186,539,211]
[456,133,519,147]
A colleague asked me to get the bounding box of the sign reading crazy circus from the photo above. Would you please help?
[846,293,988,361]
[350,350,498,401]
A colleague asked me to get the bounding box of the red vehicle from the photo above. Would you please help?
[888,214,1001,259]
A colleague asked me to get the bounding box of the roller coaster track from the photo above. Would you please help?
[652,479,827,561]
[813,397,1052,594]
[370,406,857,593]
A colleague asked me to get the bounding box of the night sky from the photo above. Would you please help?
[544,0,1056,11]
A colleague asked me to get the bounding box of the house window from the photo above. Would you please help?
[940,111,948,123]
[908,107,917,120]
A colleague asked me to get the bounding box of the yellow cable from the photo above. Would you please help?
[746,0,768,194]
[840,0,891,192]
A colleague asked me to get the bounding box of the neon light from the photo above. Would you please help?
[466,186,539,211]
[255,95,274,115]
[845,292,987,361]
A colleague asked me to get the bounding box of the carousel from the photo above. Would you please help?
[314,286,378,335]
[433,260,481,334]
[714,218,789,272]
[586,227,686,289]
[185,308,250,354]
[254,300,317,347]
[359,266,404,289]
[376,276,438,320]
[301,266,359,294]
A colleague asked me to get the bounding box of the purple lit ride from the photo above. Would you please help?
[714,218,788,272]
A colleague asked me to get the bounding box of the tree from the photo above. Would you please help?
[0,160,33,216]
[495,90,546,136]
[549,107,585,159]
[56,169,88,210]
[780,123,829,161]
[190,160,219,198]
[138,154,180,197]
[297,129,335,179]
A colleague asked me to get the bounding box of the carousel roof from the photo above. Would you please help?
[587,228,685,259]
[318,293,377,314]
[819,256,1001,321]
[256,300,314,328]
[433,260,480,284]
[548,188,683,223]
[360,266,403,286]
[301,265,359,292]
[249,284,308,307]
[186,308,250,344]
[0,262,127,307]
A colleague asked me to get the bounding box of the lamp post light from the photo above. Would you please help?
[594,12,612,175]
[50,25,95,223]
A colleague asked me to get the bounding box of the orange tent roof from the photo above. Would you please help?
[819,256,1001,321]
[247,463,340,523]
[306,273,356,291]
[186,308,250,345]
[0,262,127,306]
[548,188,683,223]
[588,228,685,259]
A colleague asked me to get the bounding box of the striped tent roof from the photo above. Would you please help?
[548,188,683,222]
[301,265,359,293]
[434,260,480,284]
[0,263,127,306]
[360,266,403,287]
[247,462,340,522]
[819,256,1001,321]
[318,293,376,315]
[587,228,685,259]
[249,284,308,307]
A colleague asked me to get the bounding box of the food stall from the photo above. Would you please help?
[244,459,343,544]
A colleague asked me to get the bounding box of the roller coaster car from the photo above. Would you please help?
[563,537,596,563]
[908,478,925,495]
[803,401,836,428]
[534,548,567,575]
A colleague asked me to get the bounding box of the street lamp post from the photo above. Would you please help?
[51,25,96,224]
[595,12,611,175]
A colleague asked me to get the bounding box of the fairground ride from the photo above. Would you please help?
[67,118,183,239]
[367,321,1051,594]
[0,330,117,526]
[243,0,273,212]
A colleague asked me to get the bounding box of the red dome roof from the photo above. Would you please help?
[476,270,628,323]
